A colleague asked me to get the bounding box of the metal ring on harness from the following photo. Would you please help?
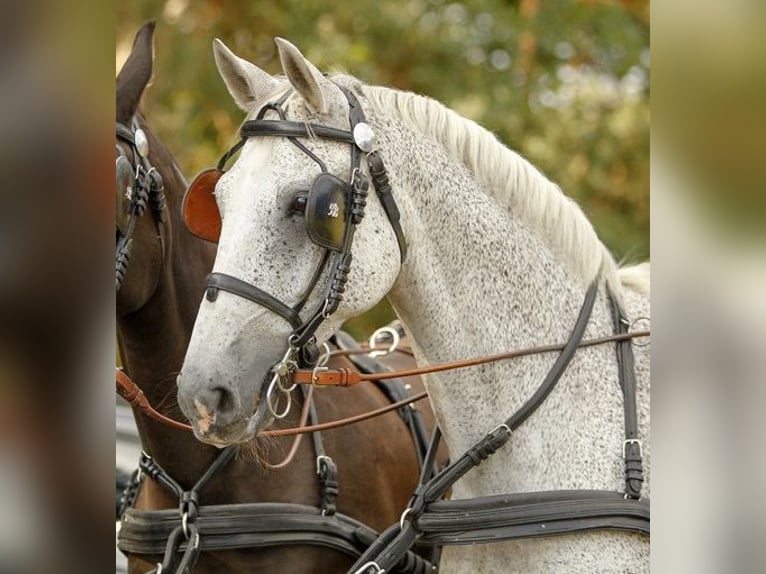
[181,511,190,539]
[368,326,400,358]
[629,317,651,347]
[266,376,292,419]
[311,343,332,384]
[399,507,413,530]
[276,360,299,393]
[352,561,386,574]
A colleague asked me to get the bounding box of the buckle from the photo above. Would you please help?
[623,438,642,458]
[316,455,332,475]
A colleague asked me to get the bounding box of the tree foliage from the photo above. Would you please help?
[117,0,649,334]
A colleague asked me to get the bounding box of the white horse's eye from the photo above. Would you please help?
[289,191,309,215]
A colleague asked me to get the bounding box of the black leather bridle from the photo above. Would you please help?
[202,86,406,417]
[116,119,166,291]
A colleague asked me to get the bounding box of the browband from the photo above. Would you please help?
[240,120,356,144]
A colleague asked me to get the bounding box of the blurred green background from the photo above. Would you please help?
[117,0,649,339]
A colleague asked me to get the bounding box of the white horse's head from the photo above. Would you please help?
[177,38,402,445]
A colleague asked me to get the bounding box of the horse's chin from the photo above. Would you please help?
[244,395,275,438]
[192,420,252,447]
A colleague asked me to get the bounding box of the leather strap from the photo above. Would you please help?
[204,272,302,330]
[117,369,193,432]
[347,280,649,573]
[366,150,407,264]
[610,294,645,500]
[339,87,407,265]
[120,504,372,556]
[117,330,649,438]
[415,490,650,544]
[240,120,356,144]
[116,366,429,438]
[293,330,649,387]
[116,121,136,145]
[307,395,338,517]
[119,503,435,574]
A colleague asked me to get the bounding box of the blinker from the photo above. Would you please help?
[116,155,134,197]
[116,155,134,234]
[305,173,348,251]
[182,168,223,243]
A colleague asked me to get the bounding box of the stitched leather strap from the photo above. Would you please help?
[610,294,645,500]
[205,272,302,329]
[366,150,407,264]
[240,120,356,144]
[118,503,435,574]
[415,490,650,544]
[116,366,429,438]
[117,369,193,432]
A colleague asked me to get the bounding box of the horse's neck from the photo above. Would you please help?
[385,125,598,360]
[382,122,620,495]
[118,138,218,471]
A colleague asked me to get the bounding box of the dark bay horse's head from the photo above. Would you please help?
[116,21,167,315]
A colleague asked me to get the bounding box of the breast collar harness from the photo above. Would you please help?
[203,85,407,418]
[116,119,167,291]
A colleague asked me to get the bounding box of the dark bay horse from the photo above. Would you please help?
[116,22,442,573]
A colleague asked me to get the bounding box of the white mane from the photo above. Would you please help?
[363,84,641,296]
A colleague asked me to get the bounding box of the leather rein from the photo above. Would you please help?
[116,327,648,438]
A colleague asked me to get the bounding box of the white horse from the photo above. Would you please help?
[177,38,650,573]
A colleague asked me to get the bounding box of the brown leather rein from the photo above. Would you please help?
[116,367,428,437]
[116,329,648,438]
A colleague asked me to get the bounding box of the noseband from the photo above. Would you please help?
[116,119,166,291]
[202,86,406,418]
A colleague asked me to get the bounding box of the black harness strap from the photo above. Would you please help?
[120,503,375,556]
[116,118,167,292]
[119,503,435,573]
[610,294,645,500]
[135,447,235,574]
[240,120,356,144]
[420,281,599,506]
[204,273,303,330]
[415,491,650,545]
[348,281,650,574]
[307,392,339,517]
[366,150,407,264]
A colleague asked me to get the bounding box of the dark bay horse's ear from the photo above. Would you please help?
[275,37,332,115]
[116,21,155,124]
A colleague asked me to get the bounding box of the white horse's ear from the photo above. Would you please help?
[274,37,330,114]
[213,38,278,112]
